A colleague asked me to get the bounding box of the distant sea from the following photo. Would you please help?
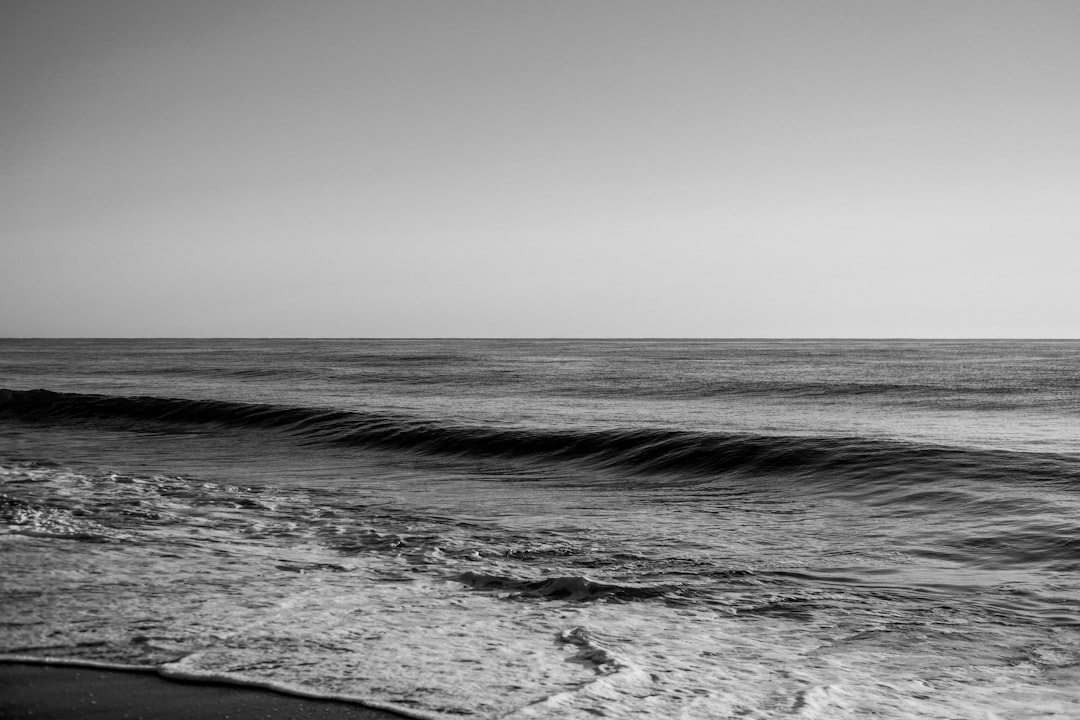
[2,339,1078,719]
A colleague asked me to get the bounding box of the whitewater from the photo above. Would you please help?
[2,339,1079,718]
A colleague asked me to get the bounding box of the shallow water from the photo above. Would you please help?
[2,339,1079,718]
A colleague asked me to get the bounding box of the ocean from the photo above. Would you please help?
[1,339,1078,719]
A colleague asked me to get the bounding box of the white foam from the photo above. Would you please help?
[506,625,655,718]
[0,655,157,673]
[4,462,1080,719]
[159,661,446,720]
[0,501,126,540]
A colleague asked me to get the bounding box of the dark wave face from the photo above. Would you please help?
[3,389,1077,495]
[4,338,1080,458]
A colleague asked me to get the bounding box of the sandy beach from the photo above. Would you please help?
[0,663,412,720]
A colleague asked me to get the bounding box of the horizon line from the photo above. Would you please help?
[2,336,1078,342]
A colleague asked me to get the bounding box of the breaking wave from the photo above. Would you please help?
[2,389,1076,491]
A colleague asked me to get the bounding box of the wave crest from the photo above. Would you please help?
[2,389,1075,489]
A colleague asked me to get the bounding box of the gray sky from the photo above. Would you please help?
[2,0,1077,337]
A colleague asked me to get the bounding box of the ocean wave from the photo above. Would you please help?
[3,389,1077,490]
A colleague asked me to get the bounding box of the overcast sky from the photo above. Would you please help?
[2,0,1077,337]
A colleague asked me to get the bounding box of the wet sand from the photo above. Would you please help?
[0,663,414,720]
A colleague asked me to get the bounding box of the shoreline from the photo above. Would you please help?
[0,661,417,720]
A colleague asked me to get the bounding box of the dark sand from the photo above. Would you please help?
[0,663,414,720]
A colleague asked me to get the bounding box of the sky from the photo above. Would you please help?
[1,0,1078,338]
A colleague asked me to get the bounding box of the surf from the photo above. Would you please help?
[3,389,1077,495]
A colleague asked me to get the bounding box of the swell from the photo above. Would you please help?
[2,389,1076,489]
